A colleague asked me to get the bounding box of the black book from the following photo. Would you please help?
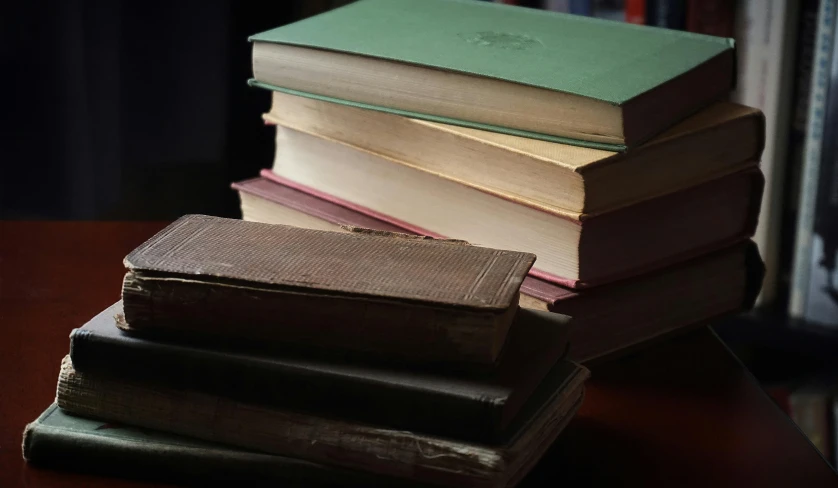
[70,302,571,443]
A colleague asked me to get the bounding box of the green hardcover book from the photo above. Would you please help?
[249,0,735,151]
[22,404,397,486]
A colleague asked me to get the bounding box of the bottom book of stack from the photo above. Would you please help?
[24,304,589,487]
[24,404,394,486]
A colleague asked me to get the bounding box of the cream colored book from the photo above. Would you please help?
[266,125,763,288]
[265,92,763,216]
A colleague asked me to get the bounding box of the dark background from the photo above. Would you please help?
[1,1,329,220]
[0,0,549,220]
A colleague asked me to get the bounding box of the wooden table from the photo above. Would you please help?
[1,221,835,487]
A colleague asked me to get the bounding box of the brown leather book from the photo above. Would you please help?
[121,215,535,366]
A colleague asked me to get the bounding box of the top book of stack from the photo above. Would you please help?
[248,0,736,151]
[120,215,535,367]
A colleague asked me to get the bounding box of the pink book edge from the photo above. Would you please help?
[257,169,759,290]
[236,176,575,304]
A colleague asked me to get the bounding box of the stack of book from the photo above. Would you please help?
[234,0,766,362]
[24,215,589,486]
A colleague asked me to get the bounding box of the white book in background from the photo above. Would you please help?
[790,0,838,326]
[733,0,800,304]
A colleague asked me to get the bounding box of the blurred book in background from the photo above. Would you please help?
[733,0,800,305]
[538,0,837,315]
[790,0,838,329]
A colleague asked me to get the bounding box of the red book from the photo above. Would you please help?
[686,0,735,37]
[625,0,646,24]
[232,177,764,362]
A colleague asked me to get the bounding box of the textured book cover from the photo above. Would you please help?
[23,404,395,486]
[249,0,735,150]
[71,302,571,443]
[234,177,562,301]
[57,357,589,488]
[121,215,535,365]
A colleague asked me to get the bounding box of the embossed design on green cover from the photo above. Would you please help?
[249,0,734,105]
[458,32,544,51]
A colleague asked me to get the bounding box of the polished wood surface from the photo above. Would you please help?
[1,221,835,487]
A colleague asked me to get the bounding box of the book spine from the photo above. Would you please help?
[121,270,511,366]
[23,417,384,485]
[790,0,838,321]
[69,328,507,443]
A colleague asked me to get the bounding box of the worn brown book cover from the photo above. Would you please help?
[57,356,589,488]
[121,215,535,365]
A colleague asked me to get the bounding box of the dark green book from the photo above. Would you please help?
[56,357,589,487]
[22,404,393,486]
[249,0,735,151]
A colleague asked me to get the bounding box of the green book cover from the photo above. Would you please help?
[250,0,732,105]
[22,404,397,486]
[248,0,734,151]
